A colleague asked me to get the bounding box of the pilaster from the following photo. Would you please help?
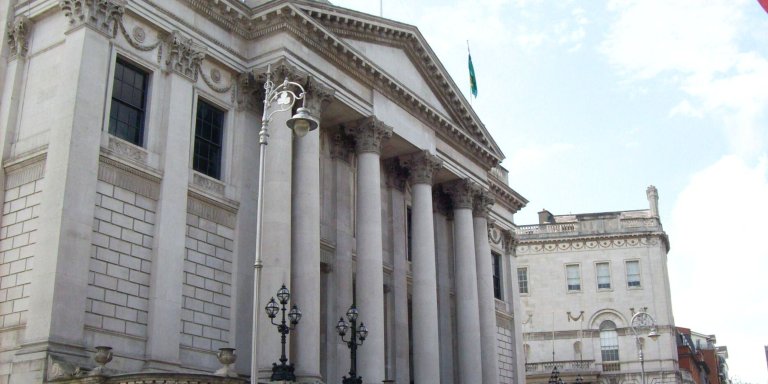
[144,49,198,370]
[19,17,112,380]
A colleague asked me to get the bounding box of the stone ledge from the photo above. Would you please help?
[49,372,248,383]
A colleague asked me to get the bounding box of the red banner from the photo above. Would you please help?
[760,0,768,13]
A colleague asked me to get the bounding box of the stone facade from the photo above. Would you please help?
[515,187,681,384]
[0,0,528,383]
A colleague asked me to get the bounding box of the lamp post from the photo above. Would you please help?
[265,284,303,381]
[250,64,319,384]
[630,311,660,384]
[336,305,369,384]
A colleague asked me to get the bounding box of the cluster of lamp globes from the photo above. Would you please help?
[336,306,369,340]
[265,285,302,325]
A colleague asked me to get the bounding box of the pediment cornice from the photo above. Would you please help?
[514,232,670,255]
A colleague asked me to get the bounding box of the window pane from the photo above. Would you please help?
[626,260,641,287]
[566,264,580,291]
[193,99,225,179]
[597,262,611,289]
[517,267,528,294]
[109,59,148,146]
[492,252,502,300]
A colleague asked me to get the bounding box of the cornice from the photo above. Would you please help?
[489,176,527,214]
[515,232,670,255]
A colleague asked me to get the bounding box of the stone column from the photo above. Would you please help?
[473,189,500,384]
[401,151,442,384]
[385,160,409,384]
[434,190,456,384]
[331,132,355,384]
[346,117,392,384]
[447,179,483,384]
[146,31,204,369]
[291,79,333,383]
[255,63,300,378]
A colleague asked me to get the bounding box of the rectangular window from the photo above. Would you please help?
[626,260,641,287]
[193,99,225,179]
[406,206,412,261]
[596,262,611,289]
[566,264,581,291]
[109,58,148,146]
[517,267,528,294]
[492,252,502,300]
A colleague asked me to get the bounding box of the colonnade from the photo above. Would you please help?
[258,99,502,384]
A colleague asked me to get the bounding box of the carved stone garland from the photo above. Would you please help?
[384,159,409,192]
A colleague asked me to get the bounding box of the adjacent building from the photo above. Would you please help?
[514,187,681,384]
[676,329,729,384]
[0,0,527,383]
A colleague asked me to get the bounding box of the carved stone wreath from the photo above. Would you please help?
[132,26,146,43]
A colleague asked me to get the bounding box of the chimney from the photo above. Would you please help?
[646,185,659,217]
[538,209,554,224]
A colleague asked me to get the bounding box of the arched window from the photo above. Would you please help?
[600,320,620,371]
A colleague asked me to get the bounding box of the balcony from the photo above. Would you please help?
[525,360,595,374]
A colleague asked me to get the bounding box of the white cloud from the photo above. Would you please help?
[668,155,768,384]
[601,0,768,157]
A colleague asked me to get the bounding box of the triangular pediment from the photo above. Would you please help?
[341,38,451,118]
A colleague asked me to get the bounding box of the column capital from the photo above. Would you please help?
[432,188,453,217]
[446,179,478,209]
[472,188,495,218]
[165,31,207,81]
[346,117,393,155]
[60,0,125,36]
[501,229,518,256]
[235,72,259,111]
[384,159,409,191]
[401,150,442,186]
[7,16,32,60]
[304,77,335,118]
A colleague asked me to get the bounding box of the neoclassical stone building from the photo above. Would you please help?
[514,187,681,384]
[0,0,527,383]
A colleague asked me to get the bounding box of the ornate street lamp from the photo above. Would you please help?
[250,64,319,384]
[630,311,660,384]
[548,366,563,384]
[265,284,302,381]
[336,305,368,384]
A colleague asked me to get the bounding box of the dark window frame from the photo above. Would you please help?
[517,267,529,294]
[492,252,502,300]
[193,98,225,179]
[109,58,149,146]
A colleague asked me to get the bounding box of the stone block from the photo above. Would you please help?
[128,270,150,286]
[15,208,32,223]
[5,223,22,238]
[87,285,106,301]
[96,247,120,264]
[193,311,213,326]
[109,238,132,255]
[213,270,231,284]
[98,221,122,239]
[185,297,205,312]
[105,290,128,306]
[194,287,213,302]
[107,263,130,280]
[8,260,25,275]
[126,321,147,337]
[11,233,29,249]
[133,220,153,236]
[196,265,214,279]
[4,188,20,202]
[2,248,19,263]
[184,321,203,336]
[111,212,133,228]
[135,195,156,211]
[204,279,222,293]
[114,188,137,205]
[91,300,116,317]
[121,228,143,245]
[124,204,146,221]
[187,226,207,242]
[192,335,211,350]
[202,325,221,340]
[115,306,138,322]
[130,244,151,260]
[8,199,25,213]
[127,296,149,311]
[117,279,140,296]
[187,250,205,265]
[202,302,221,316]
[96,182,114,197]
[118,254,141,271]
[101,195,125,212]
[11,298,28,312]
[89,258,108,274]
[18,182,35,198]
[206,233,226,248]
[186,274,205,289]
[206,255,224,270]
[85,312,103,328]
[92,233,110,248]
[212,293,230,308]
[197,242,215,256]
